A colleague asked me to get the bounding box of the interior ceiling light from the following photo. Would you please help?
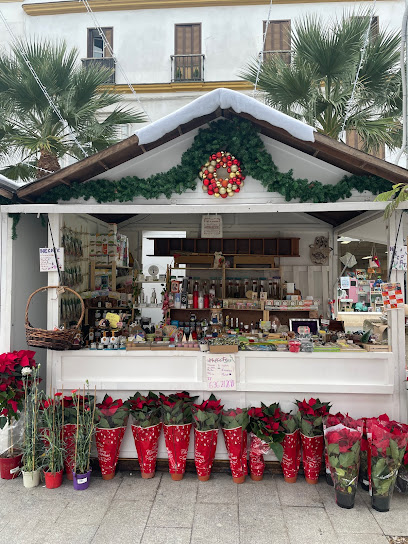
[337,236,360,244]
[362,255,372,260]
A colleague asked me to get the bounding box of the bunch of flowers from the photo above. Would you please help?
[126,391,161,427]
[22,364,42,474]
[325,421,362,508]
[160,391,198,425]
[397,446,408,493]
[221,407,250,430]
[0,350,36,430]
[249,403,285,461]
[278,407,301,483]
[296,398,332,437]
[72,385,96,476]
[39,392,65,474]
[280,410,299,434]
[192,394,223,431]
[94,395,128,428]
[62,393,94,424]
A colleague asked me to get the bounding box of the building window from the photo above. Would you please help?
[346,129,385,160]
[172,23,204,82]
[87,27,113,59]
[263,20,291,64]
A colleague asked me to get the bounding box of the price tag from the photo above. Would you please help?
[39,247,64,272]
[206,354,236,391]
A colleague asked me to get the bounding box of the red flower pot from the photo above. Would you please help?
[163,423,192,480]
[0,450,23,480]
[95,426,126,480]
[44,469,63,489]
[249,434,270,481]
[62,423,77,481]
[281,429,301,483]
[222,426,248,483]
[301,433,324,484]
[131,423,162,479]
[194,428,218,481]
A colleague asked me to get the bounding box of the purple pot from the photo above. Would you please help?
[72,469,91,490]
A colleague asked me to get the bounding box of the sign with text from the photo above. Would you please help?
[201,215,223,238]
[39,247,64,272]
[206,354,236,391]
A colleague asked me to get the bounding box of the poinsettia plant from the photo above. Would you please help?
[249,403,285,461]
[62,394,95,424]
[279,409,298,434]
[94,394,129,428]
[192,394,223,431]
[126,391,161,427]
[160,391,198,425]
[221,407,249,430]
[0,350,36,429]
[295,398,332,437]
[325,422,362,495]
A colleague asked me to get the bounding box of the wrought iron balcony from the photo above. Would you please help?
[81,57,115,84]
[171,54,205,82]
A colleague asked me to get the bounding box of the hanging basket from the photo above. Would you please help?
[25,286,84,351]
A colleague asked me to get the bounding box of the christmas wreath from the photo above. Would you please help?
[200,151,245,198]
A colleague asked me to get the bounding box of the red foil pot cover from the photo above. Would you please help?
[194,428,219,477]
[62,423,77,475]
[95,427,126,476]
[222,427,248,479]
[163,423,192,475]
[249,434,270,477]
[301,433,324,482]
[131,423,162,475]
[281,429,301,479]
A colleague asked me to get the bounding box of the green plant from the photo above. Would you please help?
[126,391,162,427]
[221,407,249,430]
[295,398,332,437]
[22,365,41,472]
[73,383,96,475]
[160,391,198,425]
[94,394,128,428]
[192,395,223,431]
[249,403,285,461]
[39,392,65,473]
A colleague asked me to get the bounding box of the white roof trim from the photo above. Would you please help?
[0,173,20,192]
[134,88,315,146]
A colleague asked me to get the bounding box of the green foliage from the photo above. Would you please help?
[36,118,391,205]
[221,408,250,430]
[375,184,408,218]
[22,366,42,472]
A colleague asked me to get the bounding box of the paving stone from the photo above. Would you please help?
[31,523,99,544]
[54,500,110,526]
[115,473,161,501]
[239,503,286,530]
[196,473,238,504]
[191,504,239,544]
[283,506,339,544]
[92,523,145,544]
[240,526,290,544]
[276,477,324,507]
[101,499,152,526]
[237,474,280,506]
[370,508,408,537]
[337,535,390,544]
[147,498,196,528]
[141,527,191,544]
[156,472,198,500]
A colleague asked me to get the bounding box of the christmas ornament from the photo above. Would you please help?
[200,150,244,199]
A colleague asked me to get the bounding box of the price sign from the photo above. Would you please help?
[206,354,236,391]
[39,247,64,272]
[201,215,223,238]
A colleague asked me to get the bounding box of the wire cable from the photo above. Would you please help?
[252,0,274,97]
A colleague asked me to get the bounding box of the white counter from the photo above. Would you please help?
[48,349,396,460]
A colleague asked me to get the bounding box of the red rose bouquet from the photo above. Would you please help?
[296,398,332,484]
[367,417,408,511]
[396,446,408,493]
[324,421,362,509]
[94,395,129,480]
[221,407,249,484]
[127,392,162,479]
[39,392,65,489]
[161,391,198,480]
[0,350,36,479]
[192,394,223,481]
[323,412,346,486]
[248,403,284,481]
[279,408,301,483]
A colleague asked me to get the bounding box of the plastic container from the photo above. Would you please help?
[288,340,301,353]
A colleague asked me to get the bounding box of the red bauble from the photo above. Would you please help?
[216,163,221,169]
[222,157,227,163]
[204,170,209,175]
[216,152,222,158]
[208,190,214,195]
[212,154,217,160]
[214,187,219,193]
[227,156,231,160]
[227,167,231,173]
[234,188,240,193]
[233,159,239,165]
[207,173,213,180]
[241,176,246,181]
[203,179,210,186]
[236,180,241,185]
[221,193,228,198]
[227,161,232,167]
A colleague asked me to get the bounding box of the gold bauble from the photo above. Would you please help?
[232,184,237,190]
[216,181,221,187]
[214,192,221,198]
[199,171,203,178]
[205,162,210,167]
[210,160,216,166]
[219,187,227,195]
[229,172,236,179]
[228,191,234,197]
[202,184,208,192]
[231,165,238,173]
[208,166,215,173]
[240,181,244,188]
[227,183,232,189]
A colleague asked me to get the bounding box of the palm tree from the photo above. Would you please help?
[240,12,402,155]
[0,40,146,180]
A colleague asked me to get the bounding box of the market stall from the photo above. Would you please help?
[1,89,407,465]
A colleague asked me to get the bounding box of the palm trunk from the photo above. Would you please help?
[36,150,61,178]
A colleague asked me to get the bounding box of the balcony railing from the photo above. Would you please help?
[260,50,292,65]
[171,54,205,82]
[81,57,115,84]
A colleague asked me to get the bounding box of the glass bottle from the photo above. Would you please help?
[193,279,199,309]
[227,279,234,298]
[234,279,240,298]
[252,279,258,295]
[244,278,250,297]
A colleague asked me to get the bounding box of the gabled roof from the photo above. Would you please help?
[16,88,408,201]
[0,174,19,200]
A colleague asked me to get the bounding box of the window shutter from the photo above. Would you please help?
[87,29,93,58]
[103,28,113,57]
[263,20,291,63]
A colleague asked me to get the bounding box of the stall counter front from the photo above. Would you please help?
[49,349,395,460]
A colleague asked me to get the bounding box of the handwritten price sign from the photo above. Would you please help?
[206,354,236,391]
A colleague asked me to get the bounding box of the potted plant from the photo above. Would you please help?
[21,365,42,488]
[161,391,198,481]
[396,446,408,493]
[0,350,36,479]
[325,421,362,509]
[40,392,65,489]
[127,391,162,479]
[72,384,96,490]
[221,407,249,484]
[94,394,129,480]
[368,416,408,512]
[192,394,223,481]
[248,403,284,481]
[323,412,345,486]
[279,408,301,483]
[296,398,331,484]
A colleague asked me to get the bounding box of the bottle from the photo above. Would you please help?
[209,281,216,305]
[244,278,250,297]
[252,279,258,295]
[151,288,157,305]
[235,317,239,329]
[234,279,240,298]
[89,328,94,342]
[225,315,230,327]
[193,280,199,309]
[240,321,244,332]
[204,293,210,309]
[198,292,204,309]
[227,279,233,298]
[268,279,274,298]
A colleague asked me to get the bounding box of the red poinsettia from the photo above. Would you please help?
[192,394,223,431]
[161,391,198,425]
[94,394,128,428]
[126,391,162,427]
[249,403,285,461]
[295,398,332,437]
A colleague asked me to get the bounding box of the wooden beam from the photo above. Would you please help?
[0,187,13,200]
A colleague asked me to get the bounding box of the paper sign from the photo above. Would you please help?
[201,215,223,238]
[39,247,64,272]
[381,282,404,310]
[389,246,407,271]
[206,354,236,390]
[340,276,350,289]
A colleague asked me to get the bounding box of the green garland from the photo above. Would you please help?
[29,118,394,203]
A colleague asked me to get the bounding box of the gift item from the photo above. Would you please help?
[221,408,249,483]
[323,413,346,486]
[192,395,223,481]
[249,434,269,480]
[279,409,301,483]
[95,427,126,480]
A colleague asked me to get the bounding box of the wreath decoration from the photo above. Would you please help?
[199,151,245,198]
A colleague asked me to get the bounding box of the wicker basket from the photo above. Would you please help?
[25,286,85,351]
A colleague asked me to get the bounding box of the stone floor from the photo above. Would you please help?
[0,472,407,544]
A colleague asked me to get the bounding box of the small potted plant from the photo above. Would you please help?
[21,365,42,488]
[323,412,345,486]
[94,394,129,480]
[72,384,96,490]
[192,395,223,481]
[396,446,408,493]
[40,392,65,489]
[161,391,198,481]
[279,408,301,483]
[127,391,162,479]
[221,407,249,484]
[296,398,331,484]
[0,350,36,480]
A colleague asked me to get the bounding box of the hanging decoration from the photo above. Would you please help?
[199,151,244,198]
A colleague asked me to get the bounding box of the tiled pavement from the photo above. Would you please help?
[0,471,407,544]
